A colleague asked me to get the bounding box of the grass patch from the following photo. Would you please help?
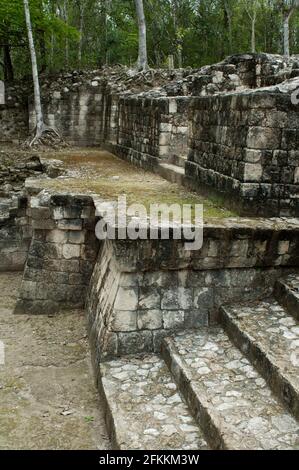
[38,148,239,219]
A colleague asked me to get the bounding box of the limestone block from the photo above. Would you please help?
[230,240,249,258]
[20,280,37,300]
[243,149,262,164]
[118,331,153,355]
[159,133,171,146]
[114,287,138,311]
[184,310,209,328]
[159,146,170,157]
[193,288,213,309]
[57,219,83,231]
[68,231,86,244]
[137,310,163,330]
[163,310,185,329]
[139,287,160,310]
[112,311,137,332]
[278,241,290,255]
[160,123,172,132]
[46,230,68,244]
[208,240,219,257]
[30,207,51,220]
[53,207,64,220]
[247,127,281,150]
[161,288,193,310]
[169,99,177,114]
[244,163,263,182]
[62,244,81,259]
[32,219,56,230]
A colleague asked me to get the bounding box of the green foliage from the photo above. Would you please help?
[1,0,299,80]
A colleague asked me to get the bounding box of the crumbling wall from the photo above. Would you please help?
[186,81,299,216]
[14,192,100,314]
[2,54,299,216]
[0,82,29,143]
[0,196,32,271]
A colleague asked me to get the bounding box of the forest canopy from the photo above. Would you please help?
[1,0,299,81]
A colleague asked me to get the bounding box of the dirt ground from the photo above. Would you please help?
[0,272,110,450]
[1,144,236,218]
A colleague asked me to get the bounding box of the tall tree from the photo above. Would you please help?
[23,0,44,145]
[23,0,58,145]
[279,0,299,56]
[135,0,148,70]
[243,0,260,53]
[223,0,233,55]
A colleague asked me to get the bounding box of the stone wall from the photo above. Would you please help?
[9,191,299,358]
[85,217,299,361]
[0,196,32,271]
[29,88,109,147]
[0,82,29,143]
[115,95,189,169]
[14,192,100,314]
[2,53,299,217]
[186,81,299,216]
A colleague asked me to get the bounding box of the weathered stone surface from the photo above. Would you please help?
[221,299,299,420]
[99,355,208,450]
[162,330,299,450]
[15,193,99,314]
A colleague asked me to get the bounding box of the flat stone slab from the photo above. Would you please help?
[163,329,299,450]
[100,355,209,450]
[221,300,299,419]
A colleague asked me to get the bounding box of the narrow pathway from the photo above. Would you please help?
[0,273,110,450]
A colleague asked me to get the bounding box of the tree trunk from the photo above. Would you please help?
[3,44,14,81]
[23,0,44,143]
[135,0,148,71]
[64,0,69,68]
[78,3,85,66]
[223,0,233,55]
[251,15,256,53]
[283,9,294,57]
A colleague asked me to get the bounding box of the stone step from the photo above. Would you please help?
[167,155,187,169]
[99,354,209,450]
[275,275,299,322]
[220,300,299,420]
[162,329,299,450]
[157,162,185,185]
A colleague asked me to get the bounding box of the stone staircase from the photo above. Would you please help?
[99,275,299,450]
[156,155,187,186]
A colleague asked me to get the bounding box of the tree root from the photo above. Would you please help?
[24,125,66,148]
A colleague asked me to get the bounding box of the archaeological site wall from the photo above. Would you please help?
[1,53,299,362]
[2,54,299,216]
[9,191,299,361]
[0,82,29,143]
[187,84,299,217]
[0,196,31,271]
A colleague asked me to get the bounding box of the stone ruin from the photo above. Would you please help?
[1,53,299,450]
[2,53,299,216]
